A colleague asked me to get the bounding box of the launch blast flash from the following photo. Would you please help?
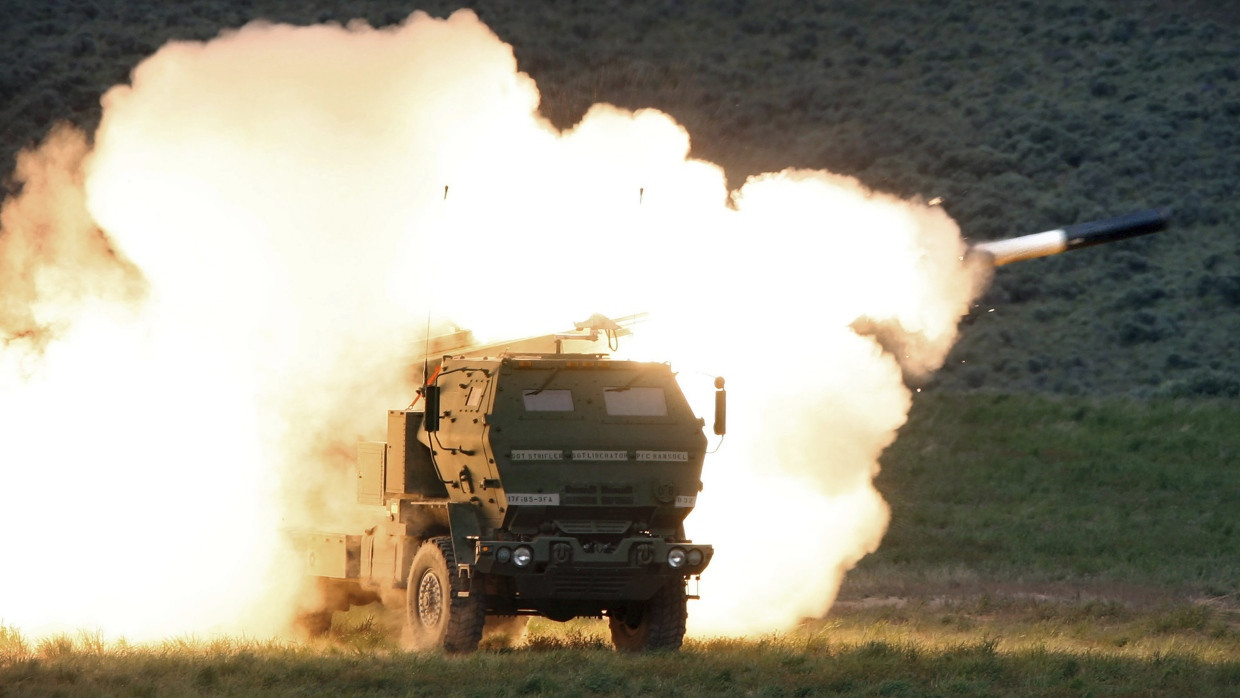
[970,208,1170,266]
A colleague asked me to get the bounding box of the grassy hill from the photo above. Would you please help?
[848,392,1240,598]
[2,4,1236,693]
[3,0,1237,397]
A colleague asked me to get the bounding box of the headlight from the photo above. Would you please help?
[667,547,687,569]
[496,546,512,564]
[687,548,704,567]
[513,545,534,568]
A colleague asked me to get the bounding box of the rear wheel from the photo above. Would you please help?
[406,537,485,653]
[609,580,687,651]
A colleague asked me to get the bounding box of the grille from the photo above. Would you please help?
[552,569,633,596]
[557,484,635,507]
[555,520,631,535]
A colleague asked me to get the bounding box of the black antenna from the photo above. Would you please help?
[422,184,451,391]
[422,319,431,394]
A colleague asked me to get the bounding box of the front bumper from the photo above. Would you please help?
[473,536,713,601]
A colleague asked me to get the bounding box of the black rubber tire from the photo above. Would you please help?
[608,580,687,652]
[406,537,485,653]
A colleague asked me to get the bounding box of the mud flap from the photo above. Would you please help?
[447,502,482,567]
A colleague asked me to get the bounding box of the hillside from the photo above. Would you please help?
[2,0,1237,396]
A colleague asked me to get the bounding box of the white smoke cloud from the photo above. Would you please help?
[0,9,978,640]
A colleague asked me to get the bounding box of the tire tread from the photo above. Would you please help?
[406,536,485,653]
[433,536,486,653]
[608,580,687,651]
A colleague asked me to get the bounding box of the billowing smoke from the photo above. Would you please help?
[0,125,146,353]
[0,10,979,640]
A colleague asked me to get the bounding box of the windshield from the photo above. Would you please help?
[522,389,574,411]
[603,386,667,416]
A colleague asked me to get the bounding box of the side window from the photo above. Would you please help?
[603,387,668,416]
[523,389,574,412]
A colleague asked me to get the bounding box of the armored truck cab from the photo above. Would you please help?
[299,349,717,652]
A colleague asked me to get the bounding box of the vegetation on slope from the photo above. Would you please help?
[2,4,1234,693]
[848,392,1240,598]
[2,0,1236,396]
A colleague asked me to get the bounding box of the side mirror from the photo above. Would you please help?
[713,376,726,436]
[423,384,440,433]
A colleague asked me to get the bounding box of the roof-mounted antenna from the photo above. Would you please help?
[420,184,450,396]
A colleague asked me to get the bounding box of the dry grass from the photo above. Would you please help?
[3,613,1238,697]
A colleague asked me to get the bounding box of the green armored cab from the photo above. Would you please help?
[297,318,721,652]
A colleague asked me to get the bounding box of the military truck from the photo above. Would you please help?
[295,209,1168,653]
[295,315,723,652]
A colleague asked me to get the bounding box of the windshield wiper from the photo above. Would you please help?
[605,368,647,393]
[526,367,561,396]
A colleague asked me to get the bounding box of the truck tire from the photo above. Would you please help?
[609,580,687,652]
[406,536,485,653]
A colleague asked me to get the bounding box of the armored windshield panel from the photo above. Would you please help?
[523,389,574,411]
[603,387,668,416]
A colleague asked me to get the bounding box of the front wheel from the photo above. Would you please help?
[406,537,486,653]
[609,580,687,651]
